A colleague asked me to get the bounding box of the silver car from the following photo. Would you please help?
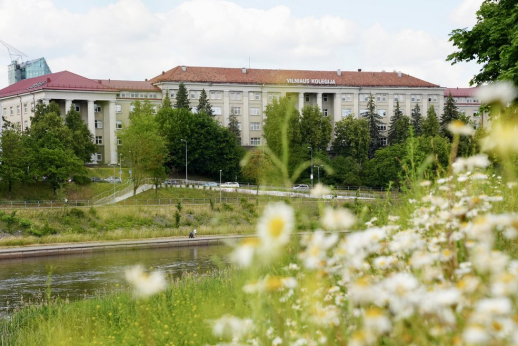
[104,176,122,184]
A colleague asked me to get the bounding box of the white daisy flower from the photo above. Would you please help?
[257,202,294,250]
[447,120,474,136]
[212,314,254,339]
[475,81,518,105]
[322,207,356,231]
[124,265,166,298]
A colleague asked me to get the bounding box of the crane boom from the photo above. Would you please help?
[0,39,28,63]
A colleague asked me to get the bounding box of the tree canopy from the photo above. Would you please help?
[362,94,383,158]
[196,89,213,116]
[447,0,518,86]
[332,115,370,166]
[300,105,332,153]
[175,82,190,110]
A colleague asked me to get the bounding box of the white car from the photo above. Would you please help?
[220,182,240,188]
[293,184,309,190]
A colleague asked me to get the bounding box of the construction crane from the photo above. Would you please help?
[0,39,27,63]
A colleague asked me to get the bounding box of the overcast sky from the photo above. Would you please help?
[0,0,483,90]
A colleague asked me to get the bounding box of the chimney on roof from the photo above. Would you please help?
[162,71,165,75]
[397,71,402,77]
[145,78,148,81]
[337,69,341,76]
[181,65,187,72]
[358,69,361,72]
[46,78,50,82]
[242,67,247,74]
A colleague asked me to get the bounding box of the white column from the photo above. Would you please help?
[87,101,97,163]
[242,95,249,146]
[388,93,394,119]
[280,91,286,98]
[298,92,304,112]
[65,99,73,114]
[439,93,445,117]
[405,93,411,116]
[223,90,230,127]
[316,92,322,110]
[333,93,341,124]
[422,94,428,116]
[262,90,268,118]
[353,91,359,118]
[108,101,117,164]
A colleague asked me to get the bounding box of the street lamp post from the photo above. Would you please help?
[119,153,122,184]
[219,170,222,203]
[308,146,313,188]
[129,150,132,182]
[180,139,188,184]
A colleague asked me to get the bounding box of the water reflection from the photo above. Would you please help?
[0,245,229,316]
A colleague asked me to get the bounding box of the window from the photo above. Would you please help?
[95,105,102,113]
[130,105,135,112]
[251,137,261,145]
[230,92,242,101]
[210,91,222,100]
[31,103,34,112]
[73,104,80,112]
[250,107,261,116]
[231,107,241,115]
[170,91,176,99]
[10,107,13,116]
[249,92,260,101]
[411,94,421,102]
[323,94,328,102]
[120,92,127,98]
[191,107,198,114]
[268,93,280,101]
[237,122,242,131]
[152,105,157,114]
[376,94,387,102]
[380,137,387,147]
[148,93,157,99]
[96,153,102,161]
[342,108,352,117]
[305,95,310,102]
[377,109,387,117]
[130,92,139,98]
[250,122,261,131]
[360,109,369,117]
[323,109,329,116]
[394,94,405,102]
[95,120,103,129]
[16,105,20,114]
[428,94,438,102]
[116,105,122,113]
[117,138,122,145]
[190,91,197,99]
[24,120,29,129]
[474,111,480,117]
[24,103,28,114]
[116,120,123,129]
[95,136,103,145]
[360,93,370,102]
[377,124,387,131]
[213,106,222,115]
[342,93,353,102]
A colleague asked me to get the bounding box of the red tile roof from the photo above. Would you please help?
[98,79,161,91]
[0,71,117,98]
[444,87,478,97]
[150,66,440,88]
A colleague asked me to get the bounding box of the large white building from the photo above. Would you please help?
[1,65,476,164]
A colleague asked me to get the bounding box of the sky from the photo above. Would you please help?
[0,0,484,90]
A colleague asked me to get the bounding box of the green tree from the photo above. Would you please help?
[362,143,407,189]
[175,82,190,110]
[411,103,422,136]
[196,89,213,116]
[30,102,85,195]
[0,121,30,199]
[402,135,451,182]
[300,105,332,152]
[162,91,173,109]
[228,113,241,144]
[447,0,518,86]
[329,156,362,186]
[241,150,274,185]
[332,115,370,166]
[362,94,383,158]
[388,100,404,145]
[119,101,168,196]
[64,108,96,163]
[440,94,460,138]
[391,115,411,145]
[422,106,441,137]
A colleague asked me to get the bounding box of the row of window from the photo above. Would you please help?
[94,120,124,129]
[95,136,122,145]
[119,92,158,99]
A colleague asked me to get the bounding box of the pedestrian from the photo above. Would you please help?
[193,229,197,238]
[189,231,194,238]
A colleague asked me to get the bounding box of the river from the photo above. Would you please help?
[0,244,229,317]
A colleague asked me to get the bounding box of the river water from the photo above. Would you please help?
[0,244,229,317]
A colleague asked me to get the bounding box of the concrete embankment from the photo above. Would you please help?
[0,235,247,260]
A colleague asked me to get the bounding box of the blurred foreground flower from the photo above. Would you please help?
[243,275,297,293]
[480,121,518,155]
[257,202,294,249]
[311,183,331,198]
[322,207,356,231]
[124,265,166,298]
[475,81,517,105]
[212,314,254,339]
[447,120,474,136]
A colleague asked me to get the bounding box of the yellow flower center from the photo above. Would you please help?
[268,217,285,238]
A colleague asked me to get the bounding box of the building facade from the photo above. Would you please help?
[444,87,486,128]
[2,65,480,165]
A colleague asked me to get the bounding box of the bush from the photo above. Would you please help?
[72,175,91,185]
[19,219,32,229]
[29,222,58,237]
[68,208,86,218]
[222,203,233,211]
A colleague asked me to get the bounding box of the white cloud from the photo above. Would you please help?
[450,0,483,27]
[0,0,480,89]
